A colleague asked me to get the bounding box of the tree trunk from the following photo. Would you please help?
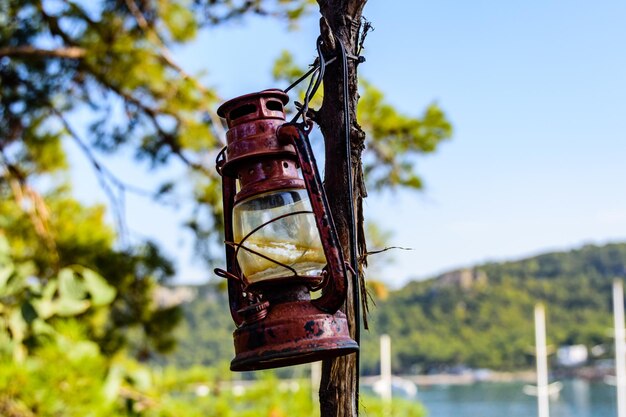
[316,1,368,416]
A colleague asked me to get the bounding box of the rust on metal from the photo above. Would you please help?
[231,299,358,372]
[217,89,295,176]
[215,90,358,372]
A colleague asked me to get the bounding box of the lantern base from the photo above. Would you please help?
[230,300,358,372]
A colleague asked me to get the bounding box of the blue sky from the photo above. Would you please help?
[69,1,626,287]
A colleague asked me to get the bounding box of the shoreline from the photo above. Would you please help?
[361,366,613,387]
[402,371,536,386]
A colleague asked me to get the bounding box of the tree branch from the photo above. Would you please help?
[0,46,86,59]
[80,64,212,175]
[52,108,131,243]
[38,0,221,168]
[123,0,226,145]
[364,246,413,257]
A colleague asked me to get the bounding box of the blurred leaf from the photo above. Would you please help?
[41,280,58,302]
[8,309,26,346]
[53,298,90,317]
[32,299,53,320]
[273,50,305,81]
[20,302,38,324]
[58,269,87,301]
[81,268,116,307]
[66,340,101,361]
[0,264,13,293]
[31,318,55,337]
[358,81,452,191]
[160,1,198,42]
[103,364,125,403]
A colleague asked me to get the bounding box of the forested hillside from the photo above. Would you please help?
[163,243,626,374]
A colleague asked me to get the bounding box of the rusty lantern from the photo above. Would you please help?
[215,89,358,372]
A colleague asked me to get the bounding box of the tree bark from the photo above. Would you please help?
[316,1,368,416]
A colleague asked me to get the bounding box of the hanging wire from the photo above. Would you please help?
[283,35,365,121]
[336,35,363,412]
[289,36,327,124]
[281,37,363,336]
[283,56,337,94]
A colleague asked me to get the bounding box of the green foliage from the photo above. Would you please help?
[141,369,425,417]
[1,344,421,417]
[358,243,626,374]
[1,0,217,262]
[0,182,180,357]
[273,50,307,82]
[358,81,452,190]
[3,235,426,417]
[361,395,426,417]
[166,243,626,374]
[160,1,199,42]
[153,283,234,368]
[0,340,118,417]
[0,236,119,413]
[0,236,116,361]
[273,52,453,191]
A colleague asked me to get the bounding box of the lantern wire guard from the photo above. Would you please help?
[223,210,326,290]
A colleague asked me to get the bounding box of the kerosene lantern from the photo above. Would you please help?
[215,89,358,371]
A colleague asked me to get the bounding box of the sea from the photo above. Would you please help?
[415,379,617,417]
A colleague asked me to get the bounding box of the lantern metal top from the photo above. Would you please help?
[217,89,289,125]
[217,89,296,178]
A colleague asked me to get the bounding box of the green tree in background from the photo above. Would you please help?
[165,242,626,376]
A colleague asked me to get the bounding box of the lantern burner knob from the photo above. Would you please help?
[238,300,270,324]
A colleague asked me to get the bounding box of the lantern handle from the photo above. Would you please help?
[276,123,347,314]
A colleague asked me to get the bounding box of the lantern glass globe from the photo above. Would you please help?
[233,188,326,283]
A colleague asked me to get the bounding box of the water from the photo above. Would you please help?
[416,380,617,417]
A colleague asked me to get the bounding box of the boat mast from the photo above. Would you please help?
[613,280,626,417]
[380,334,392,403]
[535,303,550,417]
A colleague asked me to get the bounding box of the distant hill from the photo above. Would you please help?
[159,242,626,374]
